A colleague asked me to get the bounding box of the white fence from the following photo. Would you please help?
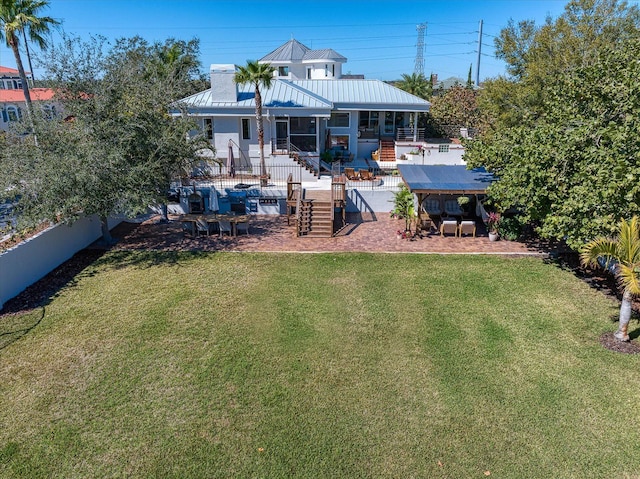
[0,215,121,310]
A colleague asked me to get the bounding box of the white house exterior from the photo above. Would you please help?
[173,40,431,166]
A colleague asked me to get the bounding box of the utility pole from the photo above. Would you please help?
[475,19,483,87]
[415,22,426,76]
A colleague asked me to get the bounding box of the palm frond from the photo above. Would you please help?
[580,237,619,268]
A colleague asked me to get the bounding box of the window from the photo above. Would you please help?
[332,64,335,77]
[325,64,328,77]
[204,118,213,140]
[43,104,57,120]
[278,66,289,76]
[306,67,312,79]
[241,118,251,140]
[328,112,349,128]
[439,144,450,153]
[289,117,317,152]
[359,111,379,129]
[6,106,21,122]
[331,135,349,151]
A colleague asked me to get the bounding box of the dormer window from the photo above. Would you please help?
[278,66,289,76]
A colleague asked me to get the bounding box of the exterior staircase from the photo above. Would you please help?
[379,138,396,161]
[296,190,334,238]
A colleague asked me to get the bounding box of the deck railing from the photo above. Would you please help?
[396,127,425,142]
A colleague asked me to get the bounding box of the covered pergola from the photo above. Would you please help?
[397,164,495,225]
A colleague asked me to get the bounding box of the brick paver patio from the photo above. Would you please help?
[113,213,549,256]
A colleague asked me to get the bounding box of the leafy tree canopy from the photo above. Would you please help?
[429,85,479,137]
[0,34,212,242]
[465,29,640,249]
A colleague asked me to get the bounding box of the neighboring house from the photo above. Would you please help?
[175,39,431,166]
[0,66,57,132]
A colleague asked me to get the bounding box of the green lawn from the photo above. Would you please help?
[1,251,639,478]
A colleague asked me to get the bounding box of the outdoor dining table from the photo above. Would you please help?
[178,213,249,237]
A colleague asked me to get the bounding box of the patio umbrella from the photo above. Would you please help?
[227,141,236,178]
[209,187,219,213]
[325,128,332,151]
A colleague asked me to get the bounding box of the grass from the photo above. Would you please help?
[1,251,639,478]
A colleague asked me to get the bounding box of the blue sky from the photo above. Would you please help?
[0,0,619,82]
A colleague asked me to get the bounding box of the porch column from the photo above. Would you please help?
[412,113,417,142]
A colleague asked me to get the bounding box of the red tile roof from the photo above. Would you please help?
[0,66,24,75]
[0,88,55,102]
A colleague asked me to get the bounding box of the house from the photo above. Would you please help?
[0,66,56,132]
[174,39,431,168]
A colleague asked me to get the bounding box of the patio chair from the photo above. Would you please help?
[344,167,359,180]
[235,218,250,235]
[444,198,464,217]
[196,218,212,236]
[458,220,476,237]
[440,218,458,237]
[421,196,443,216]
[218,220,233,237]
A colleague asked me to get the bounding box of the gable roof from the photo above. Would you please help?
[260,39,346,64]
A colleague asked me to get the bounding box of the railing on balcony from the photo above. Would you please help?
[396,127,425,142]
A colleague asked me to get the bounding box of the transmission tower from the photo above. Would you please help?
[414,22,426,76]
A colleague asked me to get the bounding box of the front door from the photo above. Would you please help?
[276,120,289,151]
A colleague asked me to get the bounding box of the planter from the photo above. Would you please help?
[488,231,500,242]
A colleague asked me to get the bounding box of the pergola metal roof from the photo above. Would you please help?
[397,165,494,194]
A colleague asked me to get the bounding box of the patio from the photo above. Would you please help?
[112,213,546,255]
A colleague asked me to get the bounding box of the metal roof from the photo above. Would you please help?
[398,165,494,194]
[176,79,430,113]
[260,39,346,63]
[290,80,430,110]
[178,81,332,109]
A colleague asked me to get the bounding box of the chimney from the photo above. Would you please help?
[210,64,237,102]
[430,73,438,86]
[460,127,469,138]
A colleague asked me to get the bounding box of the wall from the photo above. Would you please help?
[0,215,121,310]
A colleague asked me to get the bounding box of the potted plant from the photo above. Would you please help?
[390,183,417,236]
[487,212,500,241]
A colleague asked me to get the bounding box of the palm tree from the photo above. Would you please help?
[234,60,275,187]
[0,0,59,120]
[396,72,431,99]
[581,216,640,342]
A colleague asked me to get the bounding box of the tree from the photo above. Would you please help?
[465,0,640,248]
[581,216,640,342]
[0,35,212,243]
[396,72,431,100]
[0,0,59,121]
[428,85,479,137]
[234,61,275,187]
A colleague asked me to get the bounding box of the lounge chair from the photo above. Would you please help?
[444,198,464,217]
[440,218,458,237]
[360,170,374,181]
[344,167,359,180]
[458,220,476,237]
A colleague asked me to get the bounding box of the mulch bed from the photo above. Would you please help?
[599,332,640,354]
